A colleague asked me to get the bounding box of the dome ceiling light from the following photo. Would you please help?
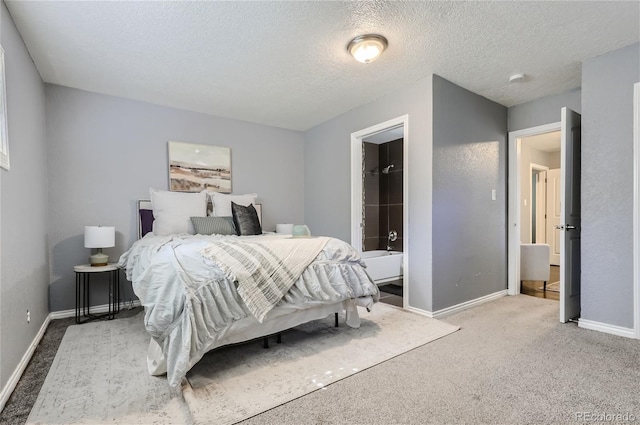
[347,34,388,64]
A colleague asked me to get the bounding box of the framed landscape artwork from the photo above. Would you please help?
[168,141,231,193]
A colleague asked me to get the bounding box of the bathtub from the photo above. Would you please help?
[360,250,403,284]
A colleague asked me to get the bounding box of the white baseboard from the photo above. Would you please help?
[49,299,141,320]
[405,305,435,318]
[578,318,637,339]
[405,290,508,319]
[431,290,508,319]
[0,314,50,413]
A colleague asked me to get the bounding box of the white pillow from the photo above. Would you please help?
[150,189,207,235]
[209,192,257,217]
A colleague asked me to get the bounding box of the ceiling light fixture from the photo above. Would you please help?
[347,34,388,64]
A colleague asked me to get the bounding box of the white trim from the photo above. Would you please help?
[350,115,410,310]
[633,82,639,339]
[405,290,507,320]
[578,319,636,339]
[49,299,141,320]
[528,162,549,244]
[0,45,9,171]
[405,305,435,319]
[350,135,364,252]
[431,290,508,319]
[508,122,561,296]
[0,315,50,413]
[402,119,410,310]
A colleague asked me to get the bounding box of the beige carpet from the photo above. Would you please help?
[27,304,458,425]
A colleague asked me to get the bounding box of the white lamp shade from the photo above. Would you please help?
[84,226,115,248]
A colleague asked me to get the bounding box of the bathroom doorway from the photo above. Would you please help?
[351,115,408,308]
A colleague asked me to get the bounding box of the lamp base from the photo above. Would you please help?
[89,252,109,267]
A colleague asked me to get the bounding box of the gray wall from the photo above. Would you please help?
[431,75,508,311]
[0,2,49,390]
[507,44,639,329]
[46,85,305,312]
[581,43,639,328]
[304,76,434,311]
[508,88,581,132]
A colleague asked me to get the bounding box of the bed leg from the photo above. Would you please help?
[335,312,339,328]
[276,333,282,344]
[263,337,269,349]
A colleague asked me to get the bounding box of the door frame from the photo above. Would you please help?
[634,82,639,339]
[529,163,549,244]
[508,122,561,296]
[351,114,409,309]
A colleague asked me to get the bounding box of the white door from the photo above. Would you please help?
[546,168,561,265]
[560,107,581,323]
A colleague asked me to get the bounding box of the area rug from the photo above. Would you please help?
[27,303,458,425]
[183,303,459,425]
[26,313,190,425]
[539,281,560,292]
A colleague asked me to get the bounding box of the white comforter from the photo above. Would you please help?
[118,233,379,387]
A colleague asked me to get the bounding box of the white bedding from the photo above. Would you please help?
[118,233,379,387]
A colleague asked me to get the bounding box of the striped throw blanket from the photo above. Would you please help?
[200,236,330,322]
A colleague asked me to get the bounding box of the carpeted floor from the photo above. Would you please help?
[236,295,639,425]
[3,295,640,424]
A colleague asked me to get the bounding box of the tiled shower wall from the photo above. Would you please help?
[363,138,404,252]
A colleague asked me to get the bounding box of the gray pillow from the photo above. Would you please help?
[190,216,236,235]
[231,202,262,236]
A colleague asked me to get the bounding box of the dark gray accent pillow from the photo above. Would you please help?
[231,202,262,236]
[190,216,236,235]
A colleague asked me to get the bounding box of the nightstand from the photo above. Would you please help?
[74,263,120,324]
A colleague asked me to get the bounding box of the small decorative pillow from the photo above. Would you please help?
[209,192,257,217]
[190,216,236,236]
[231,202,262,236]
[139,209,155,237]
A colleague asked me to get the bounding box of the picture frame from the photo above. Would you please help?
[168,141,231,193]
[0,45,9,170]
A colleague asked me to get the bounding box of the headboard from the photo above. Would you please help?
[138,200,262,238]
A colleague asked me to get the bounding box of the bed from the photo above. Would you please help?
[118,191,380,387]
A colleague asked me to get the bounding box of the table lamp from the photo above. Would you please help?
[84,226,115,266]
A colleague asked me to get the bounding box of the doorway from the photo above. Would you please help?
[508,108,582,323]
[519,132,561,300]
[351,115,409,309]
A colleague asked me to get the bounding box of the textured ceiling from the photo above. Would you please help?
[5,1,639,131]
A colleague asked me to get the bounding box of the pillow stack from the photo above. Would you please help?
[148,189,261,236]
